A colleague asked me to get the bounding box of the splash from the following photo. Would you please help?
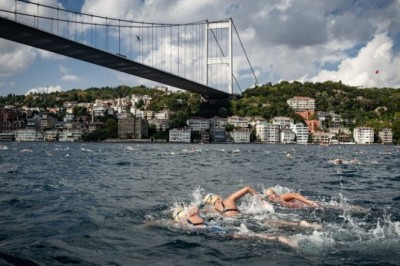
[369,215,400,239]
[239,195,274,215]
[191,187,205,206]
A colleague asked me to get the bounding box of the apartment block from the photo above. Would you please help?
[169,128,191,143]
[379,128,393,144]
[230,128,250,143]
[187,118,210,131]
[290,123,309,144]
[353,127,374,144]
[287,96,315,111]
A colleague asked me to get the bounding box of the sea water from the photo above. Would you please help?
[0,142,399,265]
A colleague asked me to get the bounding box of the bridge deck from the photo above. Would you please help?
[0,17,229,99]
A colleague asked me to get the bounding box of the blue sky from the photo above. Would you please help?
[0,0,400,96]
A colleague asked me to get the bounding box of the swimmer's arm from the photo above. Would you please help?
[201,206,218,214]
[187,205,200,217]
[225,186,257,203]
[280,193,318,207]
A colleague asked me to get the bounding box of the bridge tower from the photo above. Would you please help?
[205,19,233,95]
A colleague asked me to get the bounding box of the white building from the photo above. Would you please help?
[227,116,248,128]
[256,122,281,143]
[353,127,374,144]
[59,129,83,142]
[255,121,269,143]
[312,131,331,144]
[265,124,280,143]
[280,129,296,144]
[379,128,393,144]
[230,128,250,143]
[169,128,191,143]
[287,96,315,111]
[272,116,294,129]
[14,129,38,141]
[187,118,210,131]
[290,123,309,144]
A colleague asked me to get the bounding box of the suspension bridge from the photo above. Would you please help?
[0,0,258,99]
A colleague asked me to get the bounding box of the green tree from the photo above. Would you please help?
[105,118,118,138]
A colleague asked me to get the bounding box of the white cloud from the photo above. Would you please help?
[25,85,63,95]
[59,65,81,82]
[0,40,36,77]
[312,33,400,88]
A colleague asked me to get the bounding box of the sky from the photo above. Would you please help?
[1,0,400,96]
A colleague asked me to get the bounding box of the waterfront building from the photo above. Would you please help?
[118,116,135,138]
[280,129,296,144]
[230,128,250,143]
[118,116,148,139]
[14,128,38,141]
[169,128,191,143]
[134,118,148,139]
[290,123,309,144]
[353,127,374,144]
[265,124,280,143]
[58,129,83,142]
[201,131,210,143]
[45,130,59,141]
[211,127,226,143]
[255,121,269,143]
[312,131,331,144]
[0,108,25,133]
[379,128,393,144]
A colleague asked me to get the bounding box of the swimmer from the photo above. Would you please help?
[172,204,299,248]
[264,188,319,208]
[172,205,206,229]
[329,158,360,165]
[329,158,343,165]
[203,186,262,217]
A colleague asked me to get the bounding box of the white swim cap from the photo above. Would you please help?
[203,193,218,205]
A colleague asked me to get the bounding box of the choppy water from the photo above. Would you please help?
[0,142,399,265]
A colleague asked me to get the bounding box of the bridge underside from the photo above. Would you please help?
[0,17,229,99]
